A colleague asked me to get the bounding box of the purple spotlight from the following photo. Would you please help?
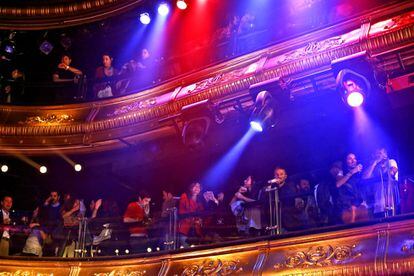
[177,0,187,10]
[346,91,364,107]
[250,121,263,132]
[158,3,170,16]
[140,13,151,25]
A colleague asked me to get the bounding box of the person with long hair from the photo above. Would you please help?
[178,182,204,247]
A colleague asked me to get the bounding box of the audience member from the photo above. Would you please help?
[0,195,14,256]
[52,54,82,82]
[262,167,297,232]
[202,190,225,242]
[58,193,81,257]
[41,191,62,256]
[290,178,319,230]
[178,182,204,247]
[230,176,262,236]
[336,153,368,224]
[123,191,152,254]
[94,53,118,98]
[363,147,400,218]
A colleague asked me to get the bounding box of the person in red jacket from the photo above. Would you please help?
[123,191,151,254]
[178,182,204,247]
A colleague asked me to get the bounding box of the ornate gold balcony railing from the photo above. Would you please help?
[0,2,413,155]
[1,217,414,275]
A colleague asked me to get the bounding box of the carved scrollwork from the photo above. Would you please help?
[109,98,157,117]
[21,114,74,125]
[181,259,243,276]
[93,269,146,276]
[0,271,53,276]
[274,244,361,270]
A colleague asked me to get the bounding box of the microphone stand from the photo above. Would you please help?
[385,159,396,217]
[265,186,281,235]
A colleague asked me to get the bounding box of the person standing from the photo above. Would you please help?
[0,195,14,256]
[123,191,152,254]
[363,148,399,217]
[178,182,204,247]
[336,153,368,224]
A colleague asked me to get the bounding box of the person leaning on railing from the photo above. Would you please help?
[52,54,84,102]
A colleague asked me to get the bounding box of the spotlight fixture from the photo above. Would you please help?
[39,40,54,55]
[158,3,170,16]
[147,247,152,253]
[249,121,263,132]
[39,166,47,174]
[249,91,277,132]
[177,0,187,10]
[140,13,151,25]
[332,52,374,108]
[1,165,8,173]
[182,118,210,149]
[74,164,82,172]
[180,99,223,149]
[336,69,371,108]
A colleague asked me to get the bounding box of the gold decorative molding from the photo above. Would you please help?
[21,114,74,125]
[94,269,146,276]
[0,0,145,30]
[181,259,243,276]
[1,219,414,275]
[273,244,362,270]
[0,271,53,276]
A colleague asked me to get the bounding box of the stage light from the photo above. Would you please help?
[158,3,170,16]
[346,90,365,107]
[156,247,160,251]
[249,91,277,132]
[147,247,152,253]
[1,165,8,173]
[39,166,47,174]
[250,121,263,132]
[177,0,187,10]
[125,249,130,254]
[336,69,370,108]
[74,164,82,172]
[39,40,54,55]
[180,99,223,149]
[140,13,151,25]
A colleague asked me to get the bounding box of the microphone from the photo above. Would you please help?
[267,178,277,184]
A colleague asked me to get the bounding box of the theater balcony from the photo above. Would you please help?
[1,0,414,275]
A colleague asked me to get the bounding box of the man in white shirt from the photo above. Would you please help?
[0,195,13,256]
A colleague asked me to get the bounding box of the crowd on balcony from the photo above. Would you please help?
[0,147,404,257]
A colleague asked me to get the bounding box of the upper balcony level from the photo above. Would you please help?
[0,1,413,155]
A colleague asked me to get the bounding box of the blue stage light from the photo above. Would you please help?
[250,121,263,132]
[158,3,170,16]
[140,13,151,24]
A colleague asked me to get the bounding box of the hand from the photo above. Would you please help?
[350,164,363,174]
[58,63,68,70]
[3,218,11,225]
[44,196,52,205]
[72,200,80,212]
[94,199,102,210]
[29,223,40,228]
